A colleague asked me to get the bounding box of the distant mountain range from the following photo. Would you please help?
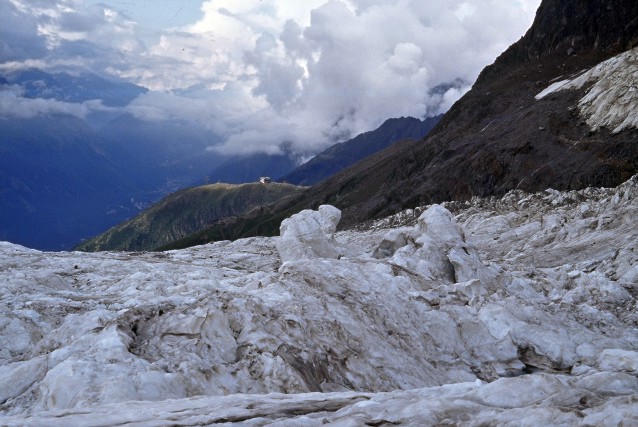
[280,116,441,186]
[76,114,442,252]
[8,0,637,252]
[0,70,297,250]
[152,0,638,248]
[94,113,224,193]
[3,68,148,107]
[0,114,137,250]
[2,66,449,250]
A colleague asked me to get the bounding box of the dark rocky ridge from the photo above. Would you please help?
[511,0,638,59]
[482,0,638,82]
[280,116,441,186]
[162,0,638,248]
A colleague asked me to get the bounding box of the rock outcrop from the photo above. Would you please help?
[501,0,638,62]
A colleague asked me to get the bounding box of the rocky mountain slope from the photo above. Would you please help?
[281,115,441,186]
[1,174,636,425]
[173,0,638,247]
[322,0,638,224]
[76,182,306,252]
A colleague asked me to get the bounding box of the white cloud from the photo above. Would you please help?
[0,0,48,62]
[1,0,144,73]
[1,0,542,158]
[121,0,541,156]
[0,86,112,119]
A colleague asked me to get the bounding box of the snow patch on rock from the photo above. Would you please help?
[534,78,572,100]
[536,47,638,133]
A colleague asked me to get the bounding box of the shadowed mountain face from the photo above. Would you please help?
[95,114,225,194]
[0,110,225,250]
[494,0,638,65]
[163,0,638,247]
[280,116,441,186]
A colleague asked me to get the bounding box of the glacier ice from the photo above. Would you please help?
[0,176,637,425]
[535,47,638,133]
[276,204,344,262]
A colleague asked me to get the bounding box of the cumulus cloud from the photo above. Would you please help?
[0,0,48,62]
[129,0,540,156]
[1,0,542,158]
[0,86,112,119]
[1,0,143,72]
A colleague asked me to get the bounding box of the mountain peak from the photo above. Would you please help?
[530,0,638,54]
[481,0,638,81]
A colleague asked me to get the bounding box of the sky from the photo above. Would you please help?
[1,0,542,158]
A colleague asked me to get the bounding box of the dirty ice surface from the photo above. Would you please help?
[1,176,638,426]
[536,46,638,134]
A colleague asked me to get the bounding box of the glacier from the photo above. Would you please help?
[535,47,638,134]
[1,176,637,426]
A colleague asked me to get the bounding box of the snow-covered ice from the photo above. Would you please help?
[536,47,638,133]
[534,79,573,100]
[1,176,637,425]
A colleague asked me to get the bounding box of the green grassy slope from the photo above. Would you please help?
[76,182,306,252]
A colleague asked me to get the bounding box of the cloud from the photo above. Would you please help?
[170,0,542,156]
[119,0,541,156]
[0,86,112,119]
[1,0,143,73]
[1,0,542,159]
[0,0,48,62]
